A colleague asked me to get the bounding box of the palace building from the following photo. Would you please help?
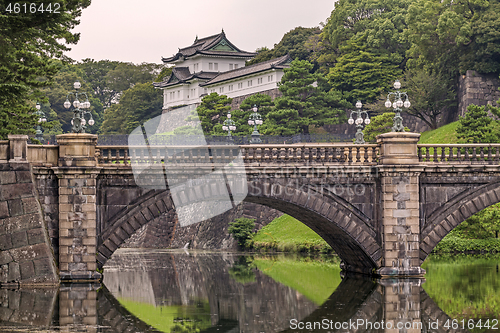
[154,30,291,110]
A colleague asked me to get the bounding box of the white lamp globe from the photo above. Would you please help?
[88,118,95,126]
[38,118,42,123]
[36,103,41,110]
[222,125,228,131]
[64,100,71,109]
[404,100,411,108]
[385,100,392,108]
[248,120,254,125]
[348,118,354,125]
[392,102,397,109]
[355,101,362,109]
[73,100,80,108]
[396,99,403,108]
[41,118,47,122]
[74,81,81,89]
[365,118,370,125]
[227,113,231,119]
[252,105,258,112]
[394,80,401,90]
[81,118,86,126]
[71,119,74,125]
[229,125,236,131]
[256,119,263,125]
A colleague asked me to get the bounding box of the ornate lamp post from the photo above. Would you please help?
[384,79,411,132]
[63,81,94,133]
[248,104,263,144]
[348,100,370,144]
[222,110,236,141]
[34,102,47,143]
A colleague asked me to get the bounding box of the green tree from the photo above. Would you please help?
[100,83,163,134]
[363,112,410,142]
[406,0,500,78]
[228,218,255,248]
[76,59,120,108]
[247,27,321,66]
[456,104,494,143]
[324,0,411,66]
[266,59,349,135]
[452,203,500,239]
[230,94,274,136]
[405,67,456,129]
[327,33,401,104]
[0,0,91,138]
[190,93,232,135]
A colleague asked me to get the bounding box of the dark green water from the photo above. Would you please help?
[0,250,499,332]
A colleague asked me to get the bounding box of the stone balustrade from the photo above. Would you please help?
[418,144,500,163]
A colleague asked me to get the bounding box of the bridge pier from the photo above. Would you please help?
[54,134,101,281]
[377,133,425,277]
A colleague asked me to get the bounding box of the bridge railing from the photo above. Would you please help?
[95,144,379,166]
[418,144,500,164]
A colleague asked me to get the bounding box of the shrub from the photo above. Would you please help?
[228,218,255,248]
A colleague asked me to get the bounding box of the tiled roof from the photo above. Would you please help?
[152,68,218,88]
[162,31,256,63]
[200,54,291,87]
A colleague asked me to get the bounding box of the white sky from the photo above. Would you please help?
[65,0,335,64]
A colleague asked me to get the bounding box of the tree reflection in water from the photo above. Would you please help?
[0,251,482,333]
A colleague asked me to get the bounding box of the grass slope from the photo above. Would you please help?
[252,214,332,253]
[253,256,341,305]
[418,121,459,144]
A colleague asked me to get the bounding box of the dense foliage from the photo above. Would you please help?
[456,104,494,143]
[0,0,91,139]
[228,218,255,248]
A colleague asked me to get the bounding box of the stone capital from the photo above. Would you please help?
[8,134,28,163]
[56,133,97,167]
[377,132,421,165]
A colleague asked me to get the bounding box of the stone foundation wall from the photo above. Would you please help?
[0,160,58,286]
[458,70,500,117]
[123,202,282,250]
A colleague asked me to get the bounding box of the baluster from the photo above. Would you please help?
[488,146,492,164]
[364,147,369,163]
[472,147,477,162]
[108,148,113,163]
[480,146,484,162]
[433,146,438,162]
[465,147,470,162]
[425,147,430,162]
[441,146,446,162]
[356,146,361,163]
[496,147,500,164]
[448,146,453,162]
[418,146,422,162]
[348,147,353,163]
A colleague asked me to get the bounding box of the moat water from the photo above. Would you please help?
[0,249,499,333]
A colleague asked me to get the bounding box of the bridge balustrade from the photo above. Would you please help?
[417,144,500,164]
[95,143,380,166]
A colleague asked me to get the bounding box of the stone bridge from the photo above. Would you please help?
[2,132,500,283]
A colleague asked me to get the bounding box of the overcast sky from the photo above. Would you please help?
[65,0,335,64]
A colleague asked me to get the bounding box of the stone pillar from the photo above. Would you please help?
[8,134,28,163]
[59,284,99,329]
[380,278,423,333]
[377,133,425,277]
[55,133,101,281]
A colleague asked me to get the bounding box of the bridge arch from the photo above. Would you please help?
[97,179,382,274]
[420,180,500,262]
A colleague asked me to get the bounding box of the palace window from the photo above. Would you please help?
[234,64,238,69]
[209,63,213,70]
[220,87,224,93]
[238,82,243,89]
[229,64,233,70]
[257,78,263,84]
[229,85,233,91]
[268,75,273,82]
[248,80,252,87]
[214,63,218,71]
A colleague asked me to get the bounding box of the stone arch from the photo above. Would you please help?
[97,179,382,274]
[245,179,381,274]
[420,180,500,262]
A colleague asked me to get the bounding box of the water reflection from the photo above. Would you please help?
[0,250,482,333]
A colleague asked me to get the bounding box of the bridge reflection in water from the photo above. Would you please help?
[0,251,467,333]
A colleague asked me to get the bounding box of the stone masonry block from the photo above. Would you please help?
[7,199,23,216]
[21,197,38,214]
[0,200,8,219]
[393,209,411,218]
[11,231,28,248]
[19,261,35,280]
[0,234,12,250]
[0,171,16,185]
[0,183,33,200]
[15,171,32,183]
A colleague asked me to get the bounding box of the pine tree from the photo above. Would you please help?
[456,104,494,144]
